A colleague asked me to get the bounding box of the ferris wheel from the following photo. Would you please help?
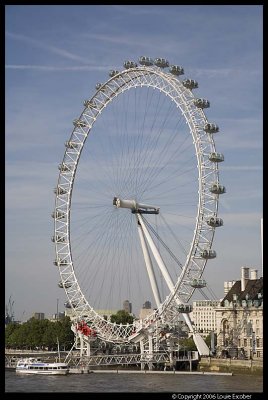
[52,57,225,350]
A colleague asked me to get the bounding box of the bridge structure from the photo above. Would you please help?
[5,347,198,371]
[64,315,204,371]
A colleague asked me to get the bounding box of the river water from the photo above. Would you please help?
[5,369,263,397]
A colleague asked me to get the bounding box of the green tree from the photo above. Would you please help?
[110,310,134,324]
[205,334,211,348]
[5,323,21,348]
[56,317,74,350]
[5,316,74,351]
[205,332,217,353]
[179,337,197,351]
[42,322,59,350]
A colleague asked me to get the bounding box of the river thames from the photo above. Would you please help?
[5,370,263,397]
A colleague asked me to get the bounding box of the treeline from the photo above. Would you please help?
[5,314,213,353]
[5,316,74,351]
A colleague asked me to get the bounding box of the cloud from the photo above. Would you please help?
[5,64,112,71]
[6,31,92,64]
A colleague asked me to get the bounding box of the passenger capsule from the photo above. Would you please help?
[190,279,207,288]
[58,281,72,289]
[182,79,198,89]
[123,60,138,69]
[65,141,79,149]
[200,249,217,259]
[58,163,72,173]
[95,83,106,91]
[83,99,98,109]
[194,98,210,109]
[203,123,219,134]
[109,70,120,77]
[64,301,77,308]
[51,235,66,243]
[169,65,184,75]
[177,304,192,313]
[209,152,224,162]
[139,56,154,66]
[54,259,68,266]
[51,210,66,219]
[206,216,224,227]
[154,58,167,68]
[54,187,67,195]
[154,58,169,68]
[209,183,226,194]
[73,119,88,128]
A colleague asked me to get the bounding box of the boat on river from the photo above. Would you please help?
[16,357,69,375]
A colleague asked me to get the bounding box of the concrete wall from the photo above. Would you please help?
[198,357,263,374]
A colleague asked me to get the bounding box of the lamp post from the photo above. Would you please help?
[252,331,256,358]
[57,298,59,321]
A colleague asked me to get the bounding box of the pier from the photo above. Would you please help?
[5,349,198,372]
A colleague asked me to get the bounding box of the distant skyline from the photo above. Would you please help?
[5,5,262,321]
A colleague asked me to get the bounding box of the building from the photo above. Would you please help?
[50,312,65,321]
[139,307,155,320]
[138,300,154,319]
[223,280,236,295]
[190,300,221,338]
[215,267,263,359]
[143,301,151,309]
[32,312,45,320]
[123,300,132,314]
[95,309,119,321]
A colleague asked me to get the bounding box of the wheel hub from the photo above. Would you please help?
[113,197,159,214]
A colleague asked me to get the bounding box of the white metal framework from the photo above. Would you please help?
[53,57,225,356]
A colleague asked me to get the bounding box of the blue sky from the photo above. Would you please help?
[5,5,263,321]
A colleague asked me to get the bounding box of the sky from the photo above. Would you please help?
[5,5,263,322]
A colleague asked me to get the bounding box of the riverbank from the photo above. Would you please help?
[92,369,233,375]
[198,357,263,375]
[5,365,233,376]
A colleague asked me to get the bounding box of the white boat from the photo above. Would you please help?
[16,357,69,375]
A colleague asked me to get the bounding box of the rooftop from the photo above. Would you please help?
[221,277,263,306]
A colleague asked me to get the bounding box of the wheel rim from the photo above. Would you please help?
[53,62,224,343]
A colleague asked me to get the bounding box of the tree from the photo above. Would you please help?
[205,334,211,348]
[57,317,74,350]
[179,337,197,352]
[110,310,134,324]
[5,323,21,348]
[205,332,217,354]
[5,316,74,351]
